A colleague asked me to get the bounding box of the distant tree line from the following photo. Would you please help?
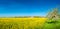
[13,16,44,18]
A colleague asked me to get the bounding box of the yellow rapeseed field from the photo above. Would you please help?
[0,18,47,29]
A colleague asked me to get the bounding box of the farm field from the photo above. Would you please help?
[0,18,60,29]
[0,18,47,29]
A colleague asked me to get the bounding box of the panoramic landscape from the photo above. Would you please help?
[0,0,60,29]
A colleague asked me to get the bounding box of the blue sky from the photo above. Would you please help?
[0,0,60,17]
